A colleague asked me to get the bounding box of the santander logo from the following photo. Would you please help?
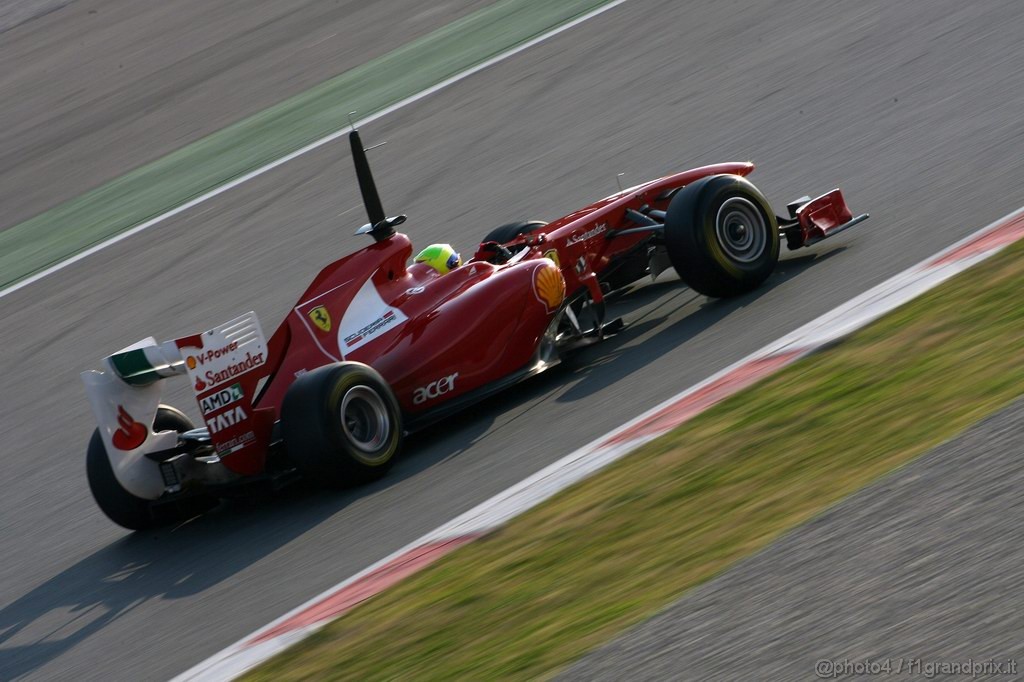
[111,405,148,450]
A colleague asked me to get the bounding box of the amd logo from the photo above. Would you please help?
[199,383,244,415]
[413,372,459,405]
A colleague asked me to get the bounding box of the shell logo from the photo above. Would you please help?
[186,356,197,370]
[533,261,565,312]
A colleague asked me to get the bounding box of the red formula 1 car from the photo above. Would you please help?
[81,131,867,529]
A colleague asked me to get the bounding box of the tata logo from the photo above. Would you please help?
[199,383,244,415]
[308,305,331,333]
[205,406,248,434]
[413,372,459,405]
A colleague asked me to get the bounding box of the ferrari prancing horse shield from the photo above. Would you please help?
[309,305,331,333]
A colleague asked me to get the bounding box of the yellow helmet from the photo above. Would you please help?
[414,244,461,275]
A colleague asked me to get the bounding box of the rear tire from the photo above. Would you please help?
[87,405,193,530]
[663,174,779,298]
[281,363,403,487]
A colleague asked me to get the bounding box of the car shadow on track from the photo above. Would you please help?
[0,487,324,678]
[0,427,502,680]
[556,247,846,403]
[1,366,517,677]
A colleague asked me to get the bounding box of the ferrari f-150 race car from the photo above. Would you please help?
[82,130,867,529]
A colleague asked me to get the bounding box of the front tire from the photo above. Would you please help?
[663,174,780,298]
[281,363,403,487]
[87,405,193,530]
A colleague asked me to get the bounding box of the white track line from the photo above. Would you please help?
[0,0,633,302]
[175,207,1024,680]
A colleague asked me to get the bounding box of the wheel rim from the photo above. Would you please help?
[340,385,391,460]
[715,197,767,263]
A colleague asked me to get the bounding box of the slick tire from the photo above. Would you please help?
[481,220,547,245]
[663,174,780,298]
[87,405,201,531]
[281,362,402,487]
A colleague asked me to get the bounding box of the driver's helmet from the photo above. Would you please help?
[414,243,461,275]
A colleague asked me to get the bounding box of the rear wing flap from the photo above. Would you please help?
[81,312,274,477]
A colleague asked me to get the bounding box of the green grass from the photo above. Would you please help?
[0,0,617,290]
[245,239,1024,681]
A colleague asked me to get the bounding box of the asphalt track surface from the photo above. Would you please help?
[1,1,1023,679]
[562,397,1024,681]
[0,0,495,230]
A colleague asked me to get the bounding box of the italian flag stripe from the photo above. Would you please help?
[109,349,161,385]
[109,344,182,386]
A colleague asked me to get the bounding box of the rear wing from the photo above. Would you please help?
[81,312,273,492]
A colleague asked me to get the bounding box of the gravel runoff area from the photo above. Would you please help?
[561,396,1024,681]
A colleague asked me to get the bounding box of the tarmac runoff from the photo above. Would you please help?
[561,395,1024,681]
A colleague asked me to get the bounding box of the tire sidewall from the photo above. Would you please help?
[322,366,401,467]
[696,177,779,279]
[282,362,403,485]
[664,174,780,297]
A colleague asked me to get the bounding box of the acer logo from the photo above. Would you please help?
[413,373,458,405]
[205,406,248,434]
[111,405,147,450]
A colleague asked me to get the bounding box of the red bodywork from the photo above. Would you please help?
[797,189,853,242]
[211,160,855,476]
[257,236,556,416]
